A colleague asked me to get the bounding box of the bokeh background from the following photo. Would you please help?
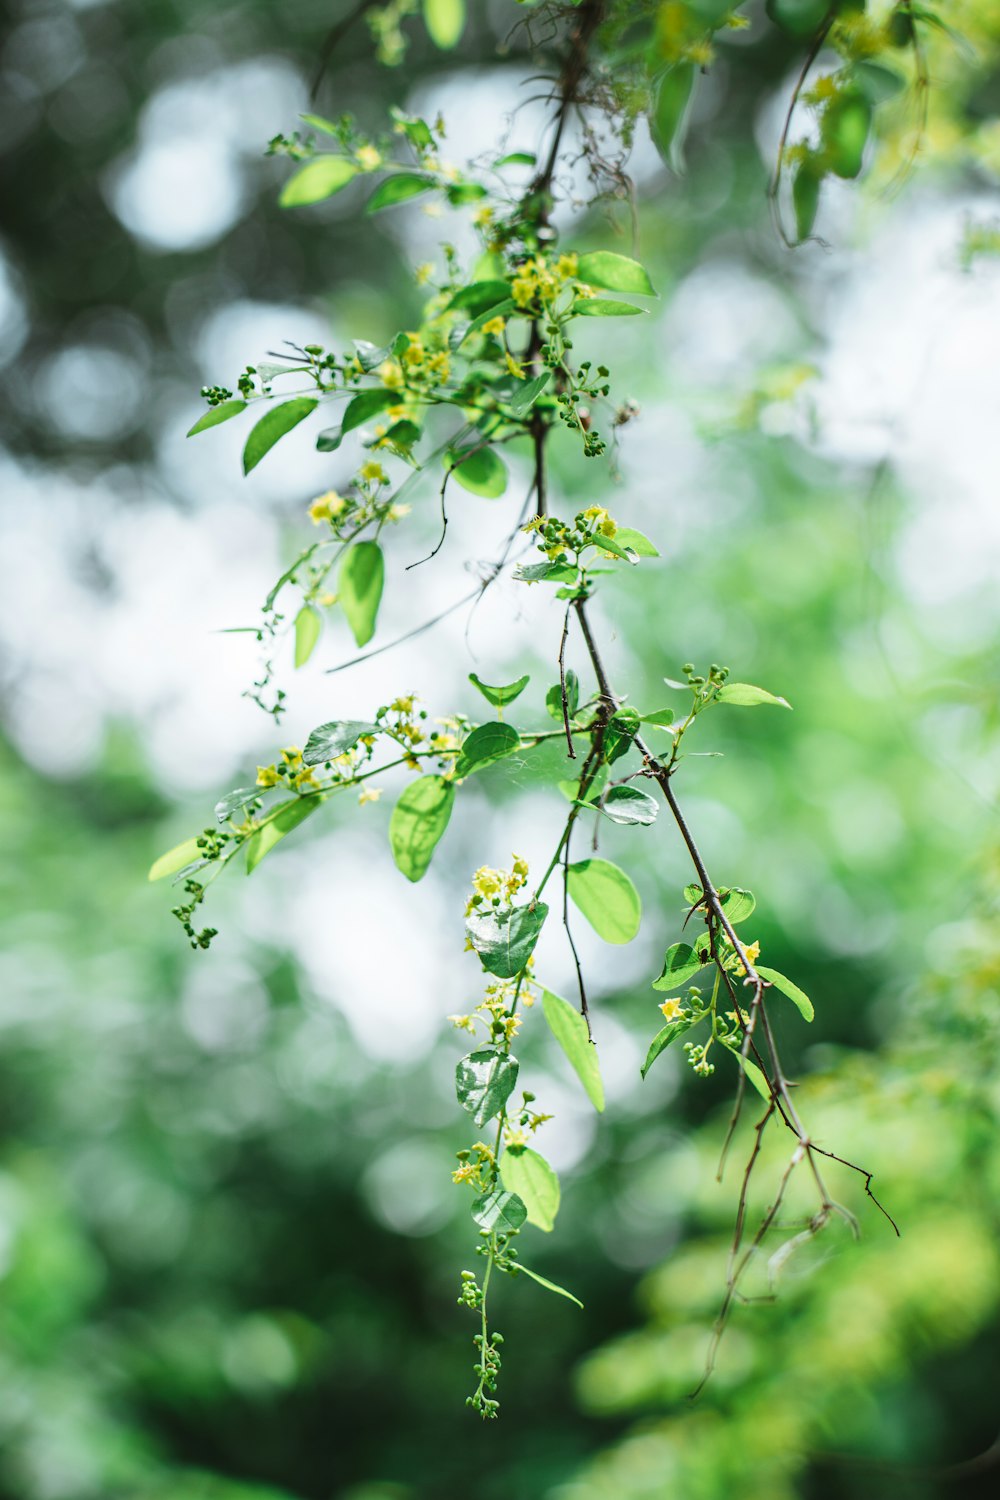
[4,2,1000,1497]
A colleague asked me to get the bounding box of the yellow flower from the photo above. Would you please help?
[356,143,382,172]
[388,404,408,420]
[401,335,425,368]
[743,939,761,966]
[309,490,346,524]
[555,252,578,280]
[472,866,504,901]
[511,273,536,308]
[358,785,382,805]
[426,351,451,380]
[599,517,618,538]
[504,1127,528,1149]
[318,591,336,607]
[659,998,685,1022]
[415,262,434,285]
[256,765,281,788]
[360,460,388,484]
[378,359,403,389]
[390,695,415,713]
[474,206,494,229]
[294,767,319,791]
[505,352,525,379]
[481,316,506,337]
[452,1164,476,1185]
[512,854,529,881]
[448,1014,477,1034]
[387,502,412,522]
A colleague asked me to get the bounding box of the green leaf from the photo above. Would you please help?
[651,941,705,991]
[716,682,791,709]
[651,63,696,169]
[446,181,488,206]
[466,903,548,979]
[756,965,814,1022]
[214,787,261,824]
[741,1054,771,1101]
[468,673,530,709]
[423,0,465,48]
[460,298,517,341]
[641,1018,698,1079]
[640,708,675,727]
[765,0,829,37]
[456,1048,519,1126]
[242,398,318,475]
[576,251,656,297]
[558,763,608,805]
[822,90,871,181]
[187,399,246,437]
[719,886,756,924]
[500,1146,560,1232]
[338,541,384,647]
[683,882,703,905]
[573,298,644,317]
[613,525,659,557]
[298,113,341,136]
[294,604,321,668]
[604,706,640,763]
[447,445,508,498]
[494,152,536,168]
[341,387,402,437]
[353,338,393,373]
[566,859,641,944]
[148,836,202,882]
[366,173,436,213]
[279,156,359,208]
[445,280,511,316]
[590,534,638,564]
[542,989,604,1111]
[854,60,906,105]
[508,371,551,417]
[516,1264,583,1307]
[472,1188,526,1234]
[516,561,578,584]
[389,775,455,882]
[545,670,579,721]
[302,719,379,765]
[595,785,658,827]
[793,158,823,242]
[245,796,321,874]
[455,721,520,777]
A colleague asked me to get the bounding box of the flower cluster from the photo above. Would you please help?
[464,856,530,916]
[523,505,621,566]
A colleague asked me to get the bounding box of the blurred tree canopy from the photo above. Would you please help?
[4,1,1000,1498]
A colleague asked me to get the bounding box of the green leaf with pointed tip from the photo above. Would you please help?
[613,525,659,557]
[389,774,455,882]
[187,399,246,437]
[456,721,520,777]
[447,444,508,498]
[652,941,705,991]
[500,1146,560,1232]
[566,858,641,944]
[716,682,791,709]
[718,886,756,923]
[214,787,262,824]
[457,1048,519,1126]
[793,158,823,242]
[574,298,644,317]
[468,673,530,709]
[298,113,341,136]
[516,1264,583,1308]
[280,156,358,208]
[366,173,436,212]
[640,708,675,727]
[243,398,318,474]
[302,720,378,765]
[683,883,703,905]
[342,387,401,435]
[495,152,536,168]
[508,371,552,416]
[652,63,696,169]
[472,1187,526,1234]
[460,298,518,341]
[148,836,203,882]
[542,990,604,1111]
[822,90,871,180]
[245,796,321,874]
[590,534,638,563]
[338,541,384,648]
[596,785,658,826]
[294,604,321,668]
[545,670,579,721]
[576,251,656,297]
[757,965,814,1022]
[445,280,511,315]
[641,1017,698,1079]
[466,903,548,979]
[423,0,465,48]
[516,561,578,584]
[741,1054,771,1101]
[604,706,640,763]
[558,763,608,804]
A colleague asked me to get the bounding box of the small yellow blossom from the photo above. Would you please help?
[599,517,617,538]
[474,205,494,229]
[390,695,415,713]
[256,765,281,788]
[743,939,761,966]
[452,1164,476,1185]
[387,502,412,522]
[505,352,525,379]
[358,785,382,805]
[294,767,320,791]
[309,490,346,524]
[426,351,450,380]
[355,143,382,172]
[378,359,403,389]
[659,998,685,1022]
[555,252,578,279]
[481,315,506,337]
[318,592,336,607]
[360,460,388,485]
[449,1014,477,1034]
[401,335,425,368]
[504,1127,528,1149]
[511,273,536,308]
[415,262,434,285]
[281,747,303,769]
[388,404,408,420]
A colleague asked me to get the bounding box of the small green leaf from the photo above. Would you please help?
[516,562,578,584]
[545,670,579,721]
[793,158,823,241]
[447,445,508,498]
[341,387,402,436]
[542,990,604,1111]
[472,1188,526,1234]
[353,338,393,373]
[468,673,530,709]
[423,0,465,48]
[651,941,705,991]
[558,763,608,805]
[576,251,656,297]
[456,721,520,777]
[515,1264,583,1308]
[446,181,488,206]
[757,965,814,1022]
[187,399,246,437]
[640,708,675,727]
[854,60,905,105]
[590,534,638,564]
[500,1146,560,1232]
[595,785,658,826]
[494,152,536,168]
[302,720,379,765]
[298,113,341,136]
[389,775,455,882]
[294,604,321,668]
[683,882,703,905]
[243,398,318,475]
[641,1017,698,1079]
[741,1054,771,1101]
[338,541,384,648]
[245,796,321,874]
[460,298,517,341]
[604,706,640,763]
[366,173,436,213]
[573,298,644,317]
[613,525,659,557]
[466,903,548,979]
[214,787,261,824]
[508,371,551,416]
[280,156,359,208]
[456,1048,519,1126]
[821,89,871,180]
[719,886,756,924]
[445,280,511,315]
[716,682,791,709]
[651,63,696,169]
[566,859,641,944]
[148,836,202,882]
[765,0,829,37]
